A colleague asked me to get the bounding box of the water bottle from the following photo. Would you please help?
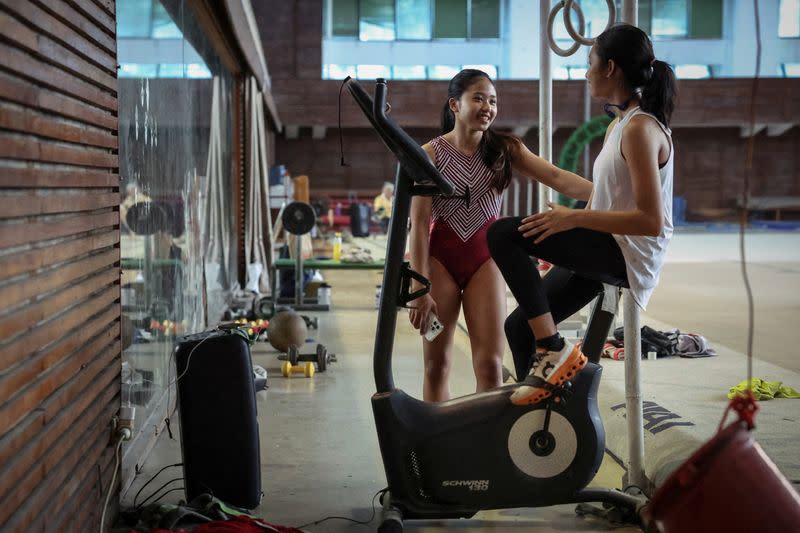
[375,285,382,309]
[318,283,331,306]
[332,232,342,261]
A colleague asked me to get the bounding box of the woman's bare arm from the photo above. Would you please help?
[510,141,593,202]
[519,115,665,241]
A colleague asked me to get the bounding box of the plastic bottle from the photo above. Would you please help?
[332,232,342,262]
[375,285,382,309]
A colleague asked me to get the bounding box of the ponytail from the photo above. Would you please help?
[595,24,678,128]
[440,101,456,135]
[641,59,677,128]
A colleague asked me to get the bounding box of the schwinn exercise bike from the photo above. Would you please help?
[344,77,644,531]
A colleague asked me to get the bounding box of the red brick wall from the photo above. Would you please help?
[276,125,800,217]
[257,0,321,80]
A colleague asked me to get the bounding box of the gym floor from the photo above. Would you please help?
[123,230,800,531]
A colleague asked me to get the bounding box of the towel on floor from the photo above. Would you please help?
[676,333,717,358]
[727,378,800,400]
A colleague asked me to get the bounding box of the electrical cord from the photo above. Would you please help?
[99,437,124,533]
[295,488,388,530]
[133,462,183,508]
[163,328,252,437]
[136,479,185,509]
[169,334,213,388]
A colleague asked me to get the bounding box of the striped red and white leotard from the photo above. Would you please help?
[428,136,503,289]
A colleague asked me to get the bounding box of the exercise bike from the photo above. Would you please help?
[343,77,645,531]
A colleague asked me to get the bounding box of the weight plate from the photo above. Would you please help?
[317,344,327,372]
[288,345,299,365]
[282,201,316,235]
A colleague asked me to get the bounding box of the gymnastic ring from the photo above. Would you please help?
[563,0,616,47]
[547,1,585,57]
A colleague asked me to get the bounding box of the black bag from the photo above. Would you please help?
[174,330,262,509]
[349,202,371,237]
[613,325,678,358]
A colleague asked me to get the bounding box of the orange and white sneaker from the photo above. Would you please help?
[510,339,588,405]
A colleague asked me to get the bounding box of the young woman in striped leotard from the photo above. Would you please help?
[409,69,595,402]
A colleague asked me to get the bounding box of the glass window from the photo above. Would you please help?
[553,66,570,80]
[779,0,800,38]
[434,0,467,38]
[689,0,722,39]
[117,0,153,37]
[360,0,396,40]
[357,64,392,78]
[187,63,212,78]
[568,66,587,79]
[158,63,185,77]
[552,0,612,40]
[471,0,500,38]
[675,64,711,79]
[652,0,688,37]
[117,0,235,478]
[639,1,652,35]
[554,66,589,80]
[463,64,497,78]
[151,2,182,38]
[333,0,359,36]
[392,65,427,79]
[428,65,461,79]
[397,0,431,39]
[782,63,800,77]
[119,63,158,78]
[327,64,357,79]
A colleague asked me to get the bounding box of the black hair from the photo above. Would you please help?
[594,24,677,128]
[440,69,519,192]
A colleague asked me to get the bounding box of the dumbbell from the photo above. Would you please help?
[281,361,314,378]
[280,344,336,372]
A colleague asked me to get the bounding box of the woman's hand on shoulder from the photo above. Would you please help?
[518,202,578,243]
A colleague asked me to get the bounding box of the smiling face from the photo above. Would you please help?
[450,77,497,131]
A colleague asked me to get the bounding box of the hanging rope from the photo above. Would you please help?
[723,0,762,428]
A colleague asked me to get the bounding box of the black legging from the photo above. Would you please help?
[486,216,629,381]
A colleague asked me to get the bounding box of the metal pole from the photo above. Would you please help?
[620,0,645,493]
[623,291,646,491]
[583,71,591,180]
[622,0,638,26]
[294,234,303,306]
[538,0,553,212]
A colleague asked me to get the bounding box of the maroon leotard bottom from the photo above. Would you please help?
[429,217,497,290]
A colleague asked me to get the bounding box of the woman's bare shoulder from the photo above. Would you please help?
[421,142,436,164]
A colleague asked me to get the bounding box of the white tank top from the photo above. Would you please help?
[589,107,674,309]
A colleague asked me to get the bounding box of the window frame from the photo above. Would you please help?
[641,0,724,41]
[778,0,800,39]
[326,0,502,42]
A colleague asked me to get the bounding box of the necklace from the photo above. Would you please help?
[603,98,633,118]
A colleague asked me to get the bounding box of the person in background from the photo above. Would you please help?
[373,181,394,233]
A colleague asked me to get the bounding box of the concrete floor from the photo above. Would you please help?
[121,230,800,531]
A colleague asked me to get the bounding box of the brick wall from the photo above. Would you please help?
[0,1,121,530]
